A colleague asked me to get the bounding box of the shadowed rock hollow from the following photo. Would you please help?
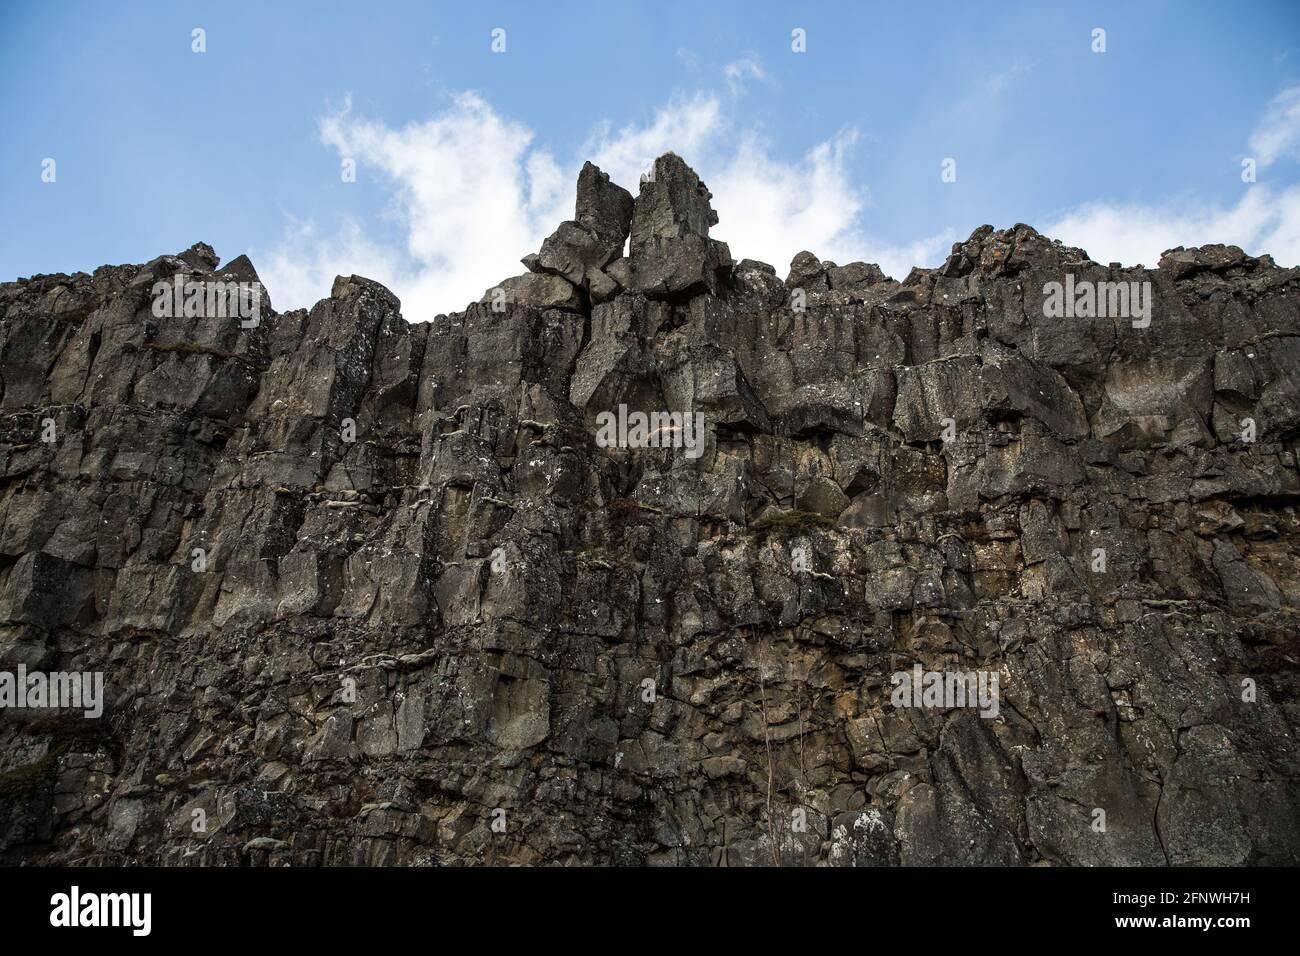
[1,152,1298,865]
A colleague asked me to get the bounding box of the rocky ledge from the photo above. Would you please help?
[1,153,1298,865]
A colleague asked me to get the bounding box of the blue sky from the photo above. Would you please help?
[3,0,1299,320]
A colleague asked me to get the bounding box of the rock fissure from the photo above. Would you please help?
[0,152,1297,866]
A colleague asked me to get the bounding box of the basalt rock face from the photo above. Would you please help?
[2,155,1299,867]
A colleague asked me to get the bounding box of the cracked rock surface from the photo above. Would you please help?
[1,155,1298,866]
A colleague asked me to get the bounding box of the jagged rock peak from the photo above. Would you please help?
[631,151,720,248]
[177,241,220,272]
[2,155,1300,869]
[513,164,630,309]
[575,161,634,249]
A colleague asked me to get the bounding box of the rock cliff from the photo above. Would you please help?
[2,153,1298,865]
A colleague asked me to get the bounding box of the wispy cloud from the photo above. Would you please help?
[1044,186,1300,268]
[981,60,1033,97]
[261,83,947,320]
[1043,85,1300,268]
[723,55,767,96]
[1248,84,1300,168]
[262,93,569,319]
[262,80,1300,322]
[580,92,724,188]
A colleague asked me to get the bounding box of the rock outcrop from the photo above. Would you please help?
[1,154,1298,866]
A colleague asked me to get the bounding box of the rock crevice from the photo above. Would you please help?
[1,154,1297,866]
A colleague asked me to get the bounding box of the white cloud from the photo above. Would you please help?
[1037,84,1300,269]
[1248,85,1300,168]
[582,92,725,188]
[1044,186,1300,268]
[259,80,1300,319]
[259,215,405,315]
[861,230,961,285]
[981,60,1033,98]
[282,92,569,319]
[261,87,946,319]
[707,130,955,280]
[723,55,766,95]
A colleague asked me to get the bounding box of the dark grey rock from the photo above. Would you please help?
[575,161,634,257]
[627,152,732,299]
[1,154,1297,868]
